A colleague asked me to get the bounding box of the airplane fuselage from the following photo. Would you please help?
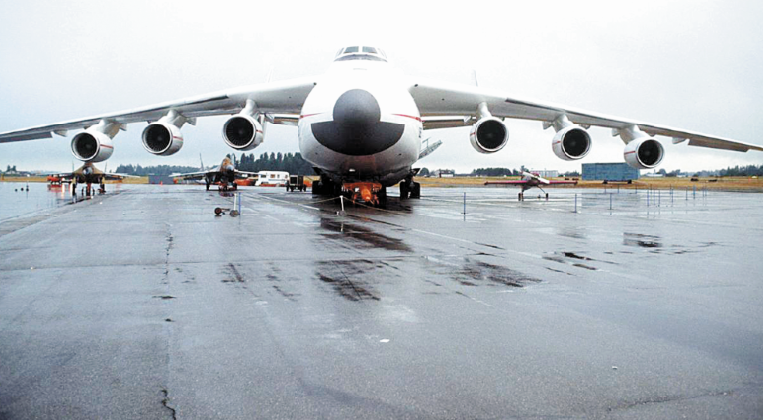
[297,60,422,186]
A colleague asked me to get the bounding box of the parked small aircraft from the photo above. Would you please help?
[173,157,257,191]
[485,171,577,201]
[47,162,135,195]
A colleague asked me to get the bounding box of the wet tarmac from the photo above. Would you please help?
[1,185,762,419]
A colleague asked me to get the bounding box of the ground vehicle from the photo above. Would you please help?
[254,171,289,187]
[286,175,306,192]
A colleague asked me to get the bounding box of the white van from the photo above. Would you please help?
[255,171,290,187]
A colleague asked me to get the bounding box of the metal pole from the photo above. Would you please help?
[609,193,612,211]
[237,192,241,214]
[574,194,577,213]
[647,188,650,207]
[693,185,696,199]
[463,192,466,220]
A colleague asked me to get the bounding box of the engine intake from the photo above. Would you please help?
[624,137,664,169]
[223,115,263,151]
[142,123,183,156]
[470,117,508,154]
[552,126,591,160]
[71,131,113,162]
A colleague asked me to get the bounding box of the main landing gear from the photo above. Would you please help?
[518,190,549,201]
[218,182,237,192]
[399,176,420,200]
[311,174,342,196]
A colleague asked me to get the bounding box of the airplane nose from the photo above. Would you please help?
[332,89,380,128]
[310,89,405,156]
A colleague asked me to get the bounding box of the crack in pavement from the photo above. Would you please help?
[161,388,177,420]
[607,389,735,412]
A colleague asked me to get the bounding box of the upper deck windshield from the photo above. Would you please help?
[334,46,388,62]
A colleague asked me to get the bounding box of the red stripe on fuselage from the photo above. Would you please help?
[392,114,422,122]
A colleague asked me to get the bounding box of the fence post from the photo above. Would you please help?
[463,192,466,220]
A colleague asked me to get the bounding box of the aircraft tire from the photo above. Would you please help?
[410,182,421,199]
[400,181,410,200]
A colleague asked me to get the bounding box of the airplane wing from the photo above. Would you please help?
[0,77,318,143]
[548,180,578,185]
[172,171,214,181]
[408,79,763,153]
[103,173,139,181]
[484,180,529,185]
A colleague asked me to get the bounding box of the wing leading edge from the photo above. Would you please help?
[408,79,763,153]
[0,77,318,143]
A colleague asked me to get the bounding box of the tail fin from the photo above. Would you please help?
[200,153,205,171]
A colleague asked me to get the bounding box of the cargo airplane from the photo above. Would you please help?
[2,46,762,207]
[172,156,257,191]
[485,171,577,201]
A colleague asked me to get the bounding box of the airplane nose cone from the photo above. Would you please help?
[332,89,381,128]
[310,89,405,156]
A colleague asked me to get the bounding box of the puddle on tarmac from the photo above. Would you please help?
[319,218,412,252]
[623,233,662,248]
[623,233,718,255]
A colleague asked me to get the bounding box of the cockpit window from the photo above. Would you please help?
[333,46,388,63]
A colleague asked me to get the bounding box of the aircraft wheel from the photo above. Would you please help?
[410,182,421,199]
[400,182,410,200]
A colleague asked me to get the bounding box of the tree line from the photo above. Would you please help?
[114,152,315,176]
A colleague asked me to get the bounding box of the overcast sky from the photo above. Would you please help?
[2,0,762,173]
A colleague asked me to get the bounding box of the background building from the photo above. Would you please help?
[582,163,640,182]
[530,169,559,178]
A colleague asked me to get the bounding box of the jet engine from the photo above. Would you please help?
[624,137,664,169]
[71,130,114,162]
[142,122,183,156]
[552,125,591,160]
[470,117,509,154]
[222,115,264,151]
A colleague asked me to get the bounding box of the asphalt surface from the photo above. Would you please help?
[1,184,762,419]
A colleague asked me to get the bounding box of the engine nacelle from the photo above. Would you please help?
[142,123,183,156]
[624,137,664,169]
[469,117,509,154]
[71,130,114,162]
[223,115,264,151]
[552,125,591,161]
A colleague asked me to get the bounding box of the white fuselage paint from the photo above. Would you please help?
[297,60,422,186]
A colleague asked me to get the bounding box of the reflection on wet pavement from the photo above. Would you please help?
[319,217,412,252]
[425,256,541,288]
[315,259,384,302]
